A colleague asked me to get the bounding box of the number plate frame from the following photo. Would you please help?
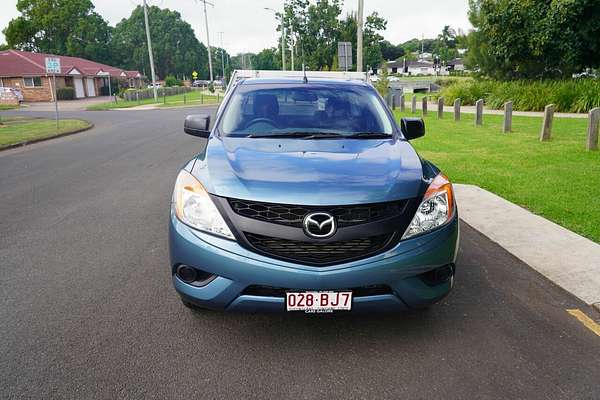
[285,291,353,312]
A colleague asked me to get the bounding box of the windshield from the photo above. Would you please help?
[219,83,394,137]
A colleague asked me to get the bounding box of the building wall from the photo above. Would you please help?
[0,76,53,102]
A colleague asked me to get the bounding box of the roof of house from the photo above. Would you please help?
[447,58,465,66]
[0,50,143,79]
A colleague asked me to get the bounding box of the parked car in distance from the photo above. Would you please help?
[147,83,162,89]
[169,76,459,314]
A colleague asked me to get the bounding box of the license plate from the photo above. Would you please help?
[286,291,352,312]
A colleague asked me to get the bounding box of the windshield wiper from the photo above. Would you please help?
[346,132,392,139]
[246,132,344,139]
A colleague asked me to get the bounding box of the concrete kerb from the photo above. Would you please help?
[454,184,600,306]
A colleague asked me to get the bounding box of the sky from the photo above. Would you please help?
[0,0,472,55]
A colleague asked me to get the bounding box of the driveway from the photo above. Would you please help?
[1,108,599,399]
[19,96,112,112]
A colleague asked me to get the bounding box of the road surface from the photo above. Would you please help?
[1,107,599,399]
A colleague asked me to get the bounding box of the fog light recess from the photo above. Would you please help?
[176,265,198,283]
[420,264,455,286]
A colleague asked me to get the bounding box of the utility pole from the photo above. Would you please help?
[143,0,158,101]
[290,23,294,71]
[282,24,286,71]
[199,0,215,83]
[265,7,286,71]
[219,31,225,82]
[356,0,364,72]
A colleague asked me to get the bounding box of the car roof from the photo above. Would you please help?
[239,77,370,87]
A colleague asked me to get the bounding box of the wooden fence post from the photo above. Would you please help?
[587,107,600,151]
[400,94,405,112]
[437,97,444,119]
[503,101,513,133]
[475,99,484,126]
[454,98,461,121]
[422,96,428,116]
[540,104,555,141]
[411,95,417,114]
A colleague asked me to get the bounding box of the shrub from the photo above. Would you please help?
[374,70,390,97]
[440,79,600,113]
[207,82,215,93]
[165,75,182,87]
[56,87,75,100]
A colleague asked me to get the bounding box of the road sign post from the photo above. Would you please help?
[45,57,61,130]
[338,42,352,72]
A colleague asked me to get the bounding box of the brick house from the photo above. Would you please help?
[0,50,144,102]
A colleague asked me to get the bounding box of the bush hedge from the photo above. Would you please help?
[165,75,182,87]
[56,87,75,100]
[440,79,600,113]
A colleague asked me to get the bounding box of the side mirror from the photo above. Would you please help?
[400,117,425,140]
[184,114,211,138]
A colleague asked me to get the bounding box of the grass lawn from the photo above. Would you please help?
[0,104,19,111]
[393,110,600,243]
[87,90,221,110]
[0,116,91,147]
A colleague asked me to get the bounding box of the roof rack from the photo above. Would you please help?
[225,69,370,94]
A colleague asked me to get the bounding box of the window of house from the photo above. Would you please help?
[24,77,43,87]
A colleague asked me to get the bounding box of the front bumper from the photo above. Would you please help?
[169,211,459,312]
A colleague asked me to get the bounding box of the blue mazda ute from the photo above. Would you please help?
[169,77,459,313]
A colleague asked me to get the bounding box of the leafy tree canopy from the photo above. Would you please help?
[3,0,112,63]
[466,0,600,79]
[281,0,386,71]
[111,6,211,79]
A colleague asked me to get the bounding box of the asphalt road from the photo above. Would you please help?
[1,107,600,400]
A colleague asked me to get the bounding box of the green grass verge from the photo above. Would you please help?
[0,116,90,147]
[0,104,19,111]
[87,90,221,110]
[394,110,600,243]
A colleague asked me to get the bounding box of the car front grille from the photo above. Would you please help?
[228,198,408,228]
[241,285,393,298]
[244,232,395,265]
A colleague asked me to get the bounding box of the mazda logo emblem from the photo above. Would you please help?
[303,212,337,239]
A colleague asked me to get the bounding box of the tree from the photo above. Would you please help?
[3,0,112,63]
[111,6,208,79]
[467,0,600,79]
[380,40,405,61]
[434,25,458,63]
[282,0,342,71]
[252,48,281,70]
[281,0,387,71]
[362,12,387,70]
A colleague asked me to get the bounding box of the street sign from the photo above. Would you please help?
[192,71,198,80]
[45,57,61,74]
[338,42,352,72]
[45,57,60,129]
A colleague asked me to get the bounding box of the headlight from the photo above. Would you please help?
[402,173,455,240]
[173,170,234,240]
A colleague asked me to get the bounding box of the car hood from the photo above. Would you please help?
[192,136,424,205]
